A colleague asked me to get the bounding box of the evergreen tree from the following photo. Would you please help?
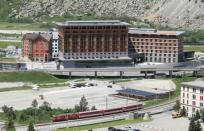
[173,100,180,111]
[7,107,16,120]
[5,118,15,131]
[195,110,200,121]
[31,99,38,108]
[79,96,89,111]
[195,121,202,131]
[180,107,187,117]
[201,110,204,122]
[27,121,35,131]
[189,118,195,131]
[91,106,97,111]
[2,105,9,114]
[74,104,81,112]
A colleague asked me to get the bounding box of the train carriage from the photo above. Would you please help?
[52,104,143,122]
[104,107,123,115]
[79,110,104,118]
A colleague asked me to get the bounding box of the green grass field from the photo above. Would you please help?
[57,118,145,131]
[0,86,32,92]
[0,41,22,48]
[0,71,66,84]
[0,22,47,31]
[0,57,17,62]
[184,45,204,52]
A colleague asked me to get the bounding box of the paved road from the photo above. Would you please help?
[96,111,189,131]
[48,66,199,72]
[43,66,199,78]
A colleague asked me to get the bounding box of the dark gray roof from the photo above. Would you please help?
[56,20,130,27]
[129,28,185,36]
[182,81,204,89]
[118,88,156,97]
[23,33,52,41]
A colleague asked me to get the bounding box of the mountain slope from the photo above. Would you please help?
[6,0,204,29]
[145,0,204,29]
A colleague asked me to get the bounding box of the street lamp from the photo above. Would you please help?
[106,96,108,109]
[126,94,129,106]
[66,114,69,128]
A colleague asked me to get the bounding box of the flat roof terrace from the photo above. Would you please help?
[118,88,156,98]
[129,28,184,36]
[182,81,204,89]
[56,20,130,27]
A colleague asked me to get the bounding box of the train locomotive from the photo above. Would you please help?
[52,104,143,122]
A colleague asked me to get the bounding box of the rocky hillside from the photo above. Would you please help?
[9,0,204,29]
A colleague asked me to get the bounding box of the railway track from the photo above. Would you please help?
[14,98,178,131]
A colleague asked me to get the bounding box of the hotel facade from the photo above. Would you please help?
[129,28,184,63]
[181,81,204,117]
[57,20,131,67]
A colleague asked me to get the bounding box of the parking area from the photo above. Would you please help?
[0,79,176,111]
[0,79,139,111]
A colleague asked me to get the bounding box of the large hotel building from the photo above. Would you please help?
[56,21,133,67]
[56,21,184,67]
[57,20,131,67]
[129,28,184,63]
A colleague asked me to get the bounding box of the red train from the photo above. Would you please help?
[52,104,143,122]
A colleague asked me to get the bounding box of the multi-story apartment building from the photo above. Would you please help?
[56,20,131,67]
[22,33,52,62]
[181,81,204,117]
[129,28,184,63]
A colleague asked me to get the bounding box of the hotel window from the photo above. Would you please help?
[89,32,94,52]
[192,101,196,106]
[96,31,102,52]
[183,93,185,97]
[193,95,196,99]
[121,31,126,51]
[80,31,86,52]
[73,31,78,52]
[105,31,110,52]
[192,108,195,112]
[112,31,118,51]
[187,94,189,98]
[183,87,185,91]
[193,88,196,93]
[200,103,203,107]
[200,96,203,101]
[201,89,204,94]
